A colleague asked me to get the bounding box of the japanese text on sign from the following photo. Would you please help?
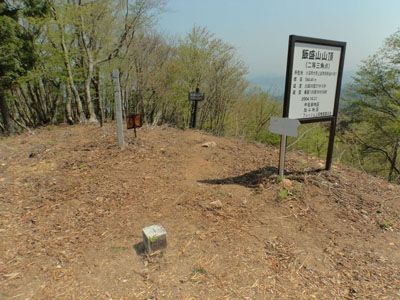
[288,43,341,119]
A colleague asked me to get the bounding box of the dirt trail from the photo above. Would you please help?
[0,124,399,299]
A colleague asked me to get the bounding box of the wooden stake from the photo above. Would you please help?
[112,70,125,149]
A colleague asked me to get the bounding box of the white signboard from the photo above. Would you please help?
[269,117,300,137]
[288,43,342,119]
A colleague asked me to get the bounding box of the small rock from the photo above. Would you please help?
[281,178,293,189]
[208,200,222,209]
[199,234,206,240]
[349,287,357,294]
[201,141,217,148]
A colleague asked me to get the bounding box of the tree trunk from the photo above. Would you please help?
[63,84,74,125]
[59,24,85,123]
[78,11,97,123]
[119,70,127,119]
[18,86,37,123]
[12,88,32,127]
[0,91,14,135]
[83,53,97,123]
[388,142,399,182]
[27,83,46,124]
[38,77,49,117]
[92,68,104,126]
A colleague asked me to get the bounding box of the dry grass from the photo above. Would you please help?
[0,123,399,299]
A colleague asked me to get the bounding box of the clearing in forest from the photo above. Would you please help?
[0,124,399,299]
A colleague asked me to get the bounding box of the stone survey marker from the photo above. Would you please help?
[142,224,167,253]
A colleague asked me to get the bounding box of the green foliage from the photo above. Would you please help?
[287,124,329,157]
[338,30,400,182]
[192,266,207,275]
[224,87,281,145]
[22,0,51,18]
[277,188,289,201]
[172,26,248,133]
[378,219,394,230]
[0,8,35,89]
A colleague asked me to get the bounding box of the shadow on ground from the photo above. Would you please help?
[133,242,145,255]
[198,166,325,188]
[198,166,277,188]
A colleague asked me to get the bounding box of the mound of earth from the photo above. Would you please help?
[0,124,399,299]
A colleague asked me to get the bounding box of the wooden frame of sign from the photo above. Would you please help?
[283,35,346,170]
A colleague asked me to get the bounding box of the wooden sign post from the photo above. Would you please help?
[188,87,204,128]
[126,114,143,137]
[112,70,125,149]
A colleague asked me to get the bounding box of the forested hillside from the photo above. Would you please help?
[0,0,399,183]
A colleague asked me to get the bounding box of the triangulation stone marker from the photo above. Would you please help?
[142,224,167,253]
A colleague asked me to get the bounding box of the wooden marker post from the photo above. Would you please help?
[112,70,125,149]
[188,87,204,128]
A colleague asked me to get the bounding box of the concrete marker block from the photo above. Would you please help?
[142,224,167,253]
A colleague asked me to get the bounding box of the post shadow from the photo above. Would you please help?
[198,166,324,188]
[198,166,278,188]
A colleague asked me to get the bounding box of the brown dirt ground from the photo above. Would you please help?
[0,124,399,300]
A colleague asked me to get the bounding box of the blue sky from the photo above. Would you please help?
[158,0,400,79]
